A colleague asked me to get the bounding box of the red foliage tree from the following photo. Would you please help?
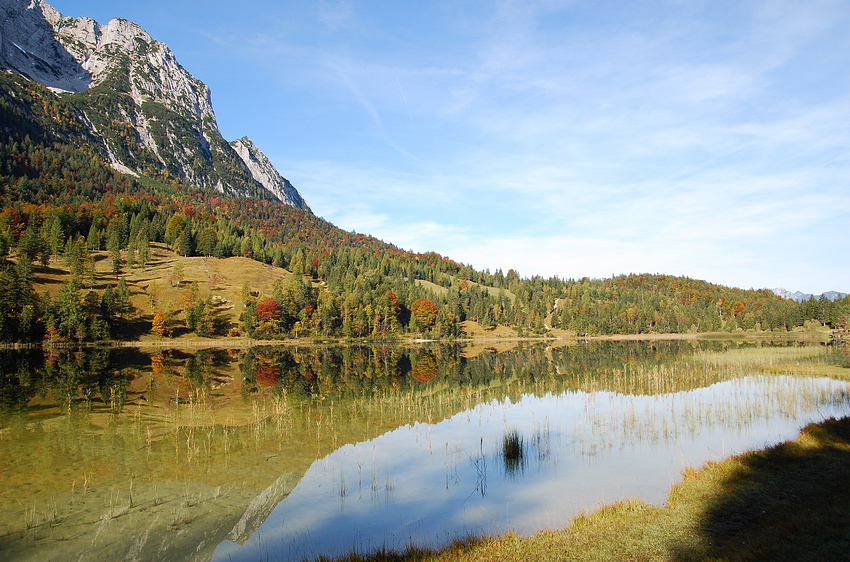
[256,364,280,386]
[257,298,281,322]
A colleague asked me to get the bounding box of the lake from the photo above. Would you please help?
[0,340,847,561]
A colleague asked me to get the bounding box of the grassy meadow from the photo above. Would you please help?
[32,242,292,342]
[28,242,521,345]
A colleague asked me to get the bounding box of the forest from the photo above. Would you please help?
[1,70,848,344]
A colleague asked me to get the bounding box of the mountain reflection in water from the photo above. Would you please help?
[0,341,846,562]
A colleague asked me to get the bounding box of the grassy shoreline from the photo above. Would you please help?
[316,415,850,561]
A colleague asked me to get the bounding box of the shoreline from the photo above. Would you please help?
[1,329,836,351]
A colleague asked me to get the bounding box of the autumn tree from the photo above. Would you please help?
[151,352,165,376]
[257,298,282,322]
[151,311,166,336]
[410,298,438,331]
[164,214,186,245]
[410,353,438,383]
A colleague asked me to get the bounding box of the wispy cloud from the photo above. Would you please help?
[172,0,850,292]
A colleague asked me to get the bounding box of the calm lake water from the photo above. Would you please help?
[0,340,847,561]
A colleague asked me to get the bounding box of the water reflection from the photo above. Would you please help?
[214,373,850,561]
[0,341,846,561]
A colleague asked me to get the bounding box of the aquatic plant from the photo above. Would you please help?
[501,428,526,476]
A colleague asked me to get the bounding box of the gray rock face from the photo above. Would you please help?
[0,0,311,212]
[0,0,89,91]
[57,14,216,125]
[231,137,311,212]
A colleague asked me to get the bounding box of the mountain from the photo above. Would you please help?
[0,0,310,210]
[1,2,846,345]
[768,288,848,302]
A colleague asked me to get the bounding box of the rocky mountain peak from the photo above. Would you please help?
[768,288,848,302]
[0,0,310,212]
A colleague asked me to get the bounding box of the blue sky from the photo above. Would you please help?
[52,1,850,293]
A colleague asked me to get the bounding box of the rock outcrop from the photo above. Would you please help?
[231,137,311,212]
[0,0,89,92]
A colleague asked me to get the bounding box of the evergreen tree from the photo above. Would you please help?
[63,235,85,278]
[54,278,83,339]
[115,277,131,322]
[86,223,102,251]
[111,250,123,276]
[48,216,64,257]
[138,233,150,266]
[178,227,194,257]
[198,227,217,257]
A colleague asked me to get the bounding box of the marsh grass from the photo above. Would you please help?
[565,374,850,457]
[500,429,525,477]
[561,344,842,398]
[298,345,850,562]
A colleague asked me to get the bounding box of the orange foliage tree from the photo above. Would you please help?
[410,298,438,330]
[410,354,438,383]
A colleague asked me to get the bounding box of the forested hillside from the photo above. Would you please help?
[1,71,847,343]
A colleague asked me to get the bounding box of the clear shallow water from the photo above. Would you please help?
[0,341,847,561]
[214,374,850,561]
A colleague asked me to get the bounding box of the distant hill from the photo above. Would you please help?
[768,288,848,302]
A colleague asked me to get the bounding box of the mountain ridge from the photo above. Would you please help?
[0,0,310,211]
[768,288,848,303]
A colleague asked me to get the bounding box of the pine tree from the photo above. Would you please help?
[178,227,194,257]
[111,250,123,276]
[115,277,131,321]
[138,233,150,266]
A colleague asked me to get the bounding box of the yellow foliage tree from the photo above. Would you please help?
[151,352,164,376]
[151,311,166,337]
